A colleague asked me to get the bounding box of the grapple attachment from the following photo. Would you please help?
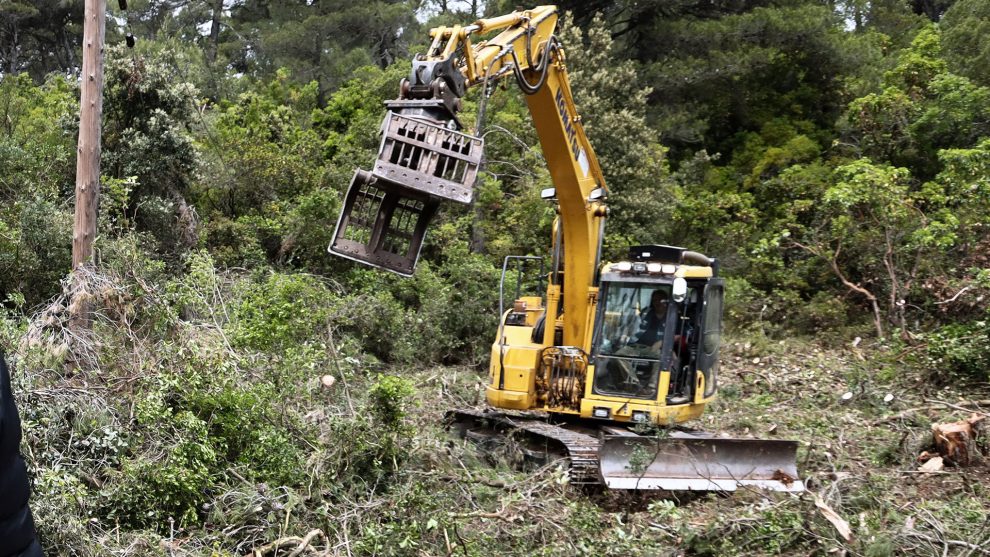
[330,112,484,275]
[599,432,804,492]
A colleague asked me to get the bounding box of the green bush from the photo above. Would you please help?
[722,275,764,332]
[331,248,499,367]
[368,374,415,431]
[201,216,270,269]
[230,272,332,351]
[183,380,306,486]
[789,290,851,336]
[0,196,73,308]
[369,374,416,473]
[280,187,340,272]
[924,320,990,381]
[103,411,218,529]
[101,45,201,262]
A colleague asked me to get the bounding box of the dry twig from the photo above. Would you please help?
[251,529,326,557]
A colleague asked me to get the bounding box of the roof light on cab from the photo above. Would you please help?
[612,262,632,272]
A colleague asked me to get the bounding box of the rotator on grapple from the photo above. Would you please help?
[329,5,803,492]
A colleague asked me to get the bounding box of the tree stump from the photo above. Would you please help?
[932,413,986,466]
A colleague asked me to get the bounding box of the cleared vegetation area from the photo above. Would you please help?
[3,258,987,556]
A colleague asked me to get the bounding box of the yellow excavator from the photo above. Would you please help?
[330,5,802,491]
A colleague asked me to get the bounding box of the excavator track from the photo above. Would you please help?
[447,408,602,484]
[446,408,804,492]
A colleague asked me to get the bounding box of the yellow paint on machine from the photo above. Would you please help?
[488,336,714,424]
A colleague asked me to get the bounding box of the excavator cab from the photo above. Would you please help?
[589,245,723,414]
[593,283,681,400]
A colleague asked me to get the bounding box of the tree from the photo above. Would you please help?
[558,14,675,255]
[789,143,990,339]
[227,0,418,104]
[0,0,83,79]
[100,43,201,259]
[940,0,990,87]
[841,27,990,180]
[195,70,326,267]
[0,75,77,307]
[790,161,918,338]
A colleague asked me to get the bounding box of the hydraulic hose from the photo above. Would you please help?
[511,36,558,95]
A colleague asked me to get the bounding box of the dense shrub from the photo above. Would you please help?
[924,321,990,382]
[201,217,270,269]
[0,74,76,307]
[230,271,333,352]
[103,410,218,529]
[101,44,201,262]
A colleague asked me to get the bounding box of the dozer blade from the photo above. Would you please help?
[599,433,804,492]
[329,112,483,275]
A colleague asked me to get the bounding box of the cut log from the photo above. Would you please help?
[918,456,944,473]
[931,414,986,466]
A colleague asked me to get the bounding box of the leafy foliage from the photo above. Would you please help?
[940,0,990,86]
[924,320,990,381]
[560,14,675,254]
[0,74,76,307]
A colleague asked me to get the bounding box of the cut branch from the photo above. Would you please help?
[791,239,884,338]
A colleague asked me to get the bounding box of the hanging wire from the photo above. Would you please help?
[114,0,136,48]
[474,46,507,134]
[476,29,559,134]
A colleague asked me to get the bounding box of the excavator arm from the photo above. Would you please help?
[332,5,607,350]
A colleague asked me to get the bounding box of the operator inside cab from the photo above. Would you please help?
[633,290,670,349]
[593,284,696,400]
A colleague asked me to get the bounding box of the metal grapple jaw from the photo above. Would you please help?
[330,112,483,275]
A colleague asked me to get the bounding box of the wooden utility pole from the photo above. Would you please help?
[71,0,106,328]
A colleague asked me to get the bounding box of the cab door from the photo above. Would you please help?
[696,279,724,399]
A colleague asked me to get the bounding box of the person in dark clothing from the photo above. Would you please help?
[0,353,43,557]
[631,289,670,349]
